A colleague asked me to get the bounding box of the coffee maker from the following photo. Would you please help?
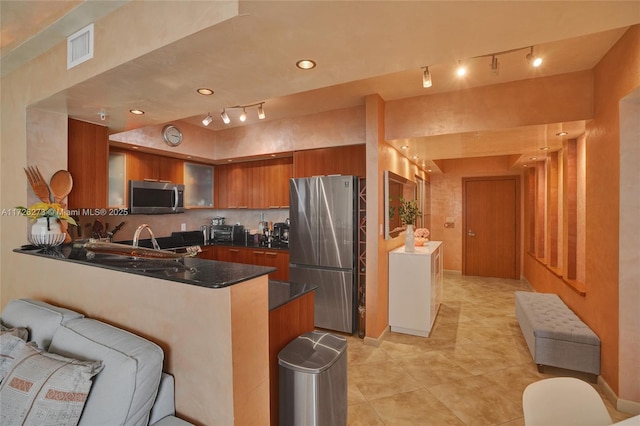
[273,222,289,244]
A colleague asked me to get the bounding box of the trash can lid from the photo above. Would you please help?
[278,331,348,373]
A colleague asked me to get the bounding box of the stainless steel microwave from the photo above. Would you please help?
[129,180,185,214]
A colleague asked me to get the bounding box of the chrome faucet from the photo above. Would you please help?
[133,224,161,250]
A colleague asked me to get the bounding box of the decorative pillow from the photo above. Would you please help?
[0,321,29,341]
[0,333,34,383]
[0,339,103,426]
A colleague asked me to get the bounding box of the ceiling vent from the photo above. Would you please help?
[67,23,94,69]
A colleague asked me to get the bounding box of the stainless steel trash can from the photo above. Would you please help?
[278,331,348,426]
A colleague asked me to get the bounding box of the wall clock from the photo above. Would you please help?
[162,125,183,147]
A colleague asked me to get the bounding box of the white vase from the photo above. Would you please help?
[404,224,415,252]
[30,217,65,247]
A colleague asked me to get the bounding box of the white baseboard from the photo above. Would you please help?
[599,376,640,415]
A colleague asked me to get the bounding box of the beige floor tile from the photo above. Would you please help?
[395,350,475,388]
[369,389,464,426]
[349,361,422,401]
[347,402,385,426]
[347,272,633,425]
[428,375,522,425]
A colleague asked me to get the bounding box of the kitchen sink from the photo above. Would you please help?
[87,255,196,273]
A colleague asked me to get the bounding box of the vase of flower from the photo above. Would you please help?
[398,197,420,252]
[17,201,76,248]
[404,224,415,252]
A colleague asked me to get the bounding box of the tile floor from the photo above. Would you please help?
[346,272,633,425]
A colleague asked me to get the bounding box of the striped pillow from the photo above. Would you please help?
[0,339,103,426]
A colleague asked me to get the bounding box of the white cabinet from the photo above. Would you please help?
[389,241,443,337]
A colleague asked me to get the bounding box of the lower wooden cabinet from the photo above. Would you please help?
[202,245,289,281]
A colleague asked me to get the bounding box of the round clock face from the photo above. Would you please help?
[162,125,182,146]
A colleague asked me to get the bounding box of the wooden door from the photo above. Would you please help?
[463,176,520,279]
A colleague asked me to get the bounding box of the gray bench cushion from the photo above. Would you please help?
[515,291,600,375]
[516,291,600,345]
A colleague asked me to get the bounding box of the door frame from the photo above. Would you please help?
[462,175,521,278]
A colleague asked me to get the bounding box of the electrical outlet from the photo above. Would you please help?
[181,223,186,231]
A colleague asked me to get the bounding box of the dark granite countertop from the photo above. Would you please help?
[14,243,275,289]
[268,280,317,311]
[117,232,289,251]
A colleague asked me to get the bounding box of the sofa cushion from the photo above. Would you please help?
[49,318,164,426]
[0,333,35,382]
[0,338,103,426]
[0,299,84,350]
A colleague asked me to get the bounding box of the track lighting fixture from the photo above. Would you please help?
[526,46,542,67]
[456,61,467,77]
[202,113,213,126]
[422,66,432,88]
[490,55,499,74]
[219,102,266,125]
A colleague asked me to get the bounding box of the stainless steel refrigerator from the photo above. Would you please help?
[289,175,358,334]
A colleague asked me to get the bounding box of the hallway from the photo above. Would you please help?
[346,273,632,425]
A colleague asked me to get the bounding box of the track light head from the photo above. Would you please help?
[456,61,467,77]
[422,67,432,88]
[221,110,230,124]
[257,103,266,119]
[239,108,247,122]
[526,46,542,67]
[490,55,499,75]
[202,113,213,126]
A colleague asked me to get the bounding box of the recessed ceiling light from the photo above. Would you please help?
[556,131,568,136]
[523,164,528,168]
[529,157,537,160]
[456,61,467,77]
[400,145,409,150]
[412,155,418,159]
[427,169,432,173]
[129,109,144,115]
[196,88,214,96]
[296,59,316,70]
[540,146,550,151]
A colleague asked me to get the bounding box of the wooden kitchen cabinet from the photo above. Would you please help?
[125,150,184,184]
[214,157,293,209]
[68,118,109,209]
[293,144,366,178]
[247,248,289,281]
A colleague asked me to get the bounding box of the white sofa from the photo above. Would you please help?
[0,299,193,426]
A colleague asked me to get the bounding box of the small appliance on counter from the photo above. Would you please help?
[211,217,225,226]
[210,224,245,243]
[273,222,289,245]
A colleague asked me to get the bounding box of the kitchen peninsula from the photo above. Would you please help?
[13,243,277,425]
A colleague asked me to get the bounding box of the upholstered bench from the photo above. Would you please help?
[515,291,600,377]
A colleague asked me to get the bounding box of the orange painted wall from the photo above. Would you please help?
[385,71,593,140]
[365,94,429,341]
[523,26,640,396]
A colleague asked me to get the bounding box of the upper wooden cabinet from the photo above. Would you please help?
[293,144,366,178]
[125,150,184,184]
[68,118,109,209]
[215,157,293,209]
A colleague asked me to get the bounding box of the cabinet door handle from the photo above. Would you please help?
[253,251,265,255]
[265,252,277,257]
[268,206,280,209]
[237,206,248,209]
[229,249,240,253]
